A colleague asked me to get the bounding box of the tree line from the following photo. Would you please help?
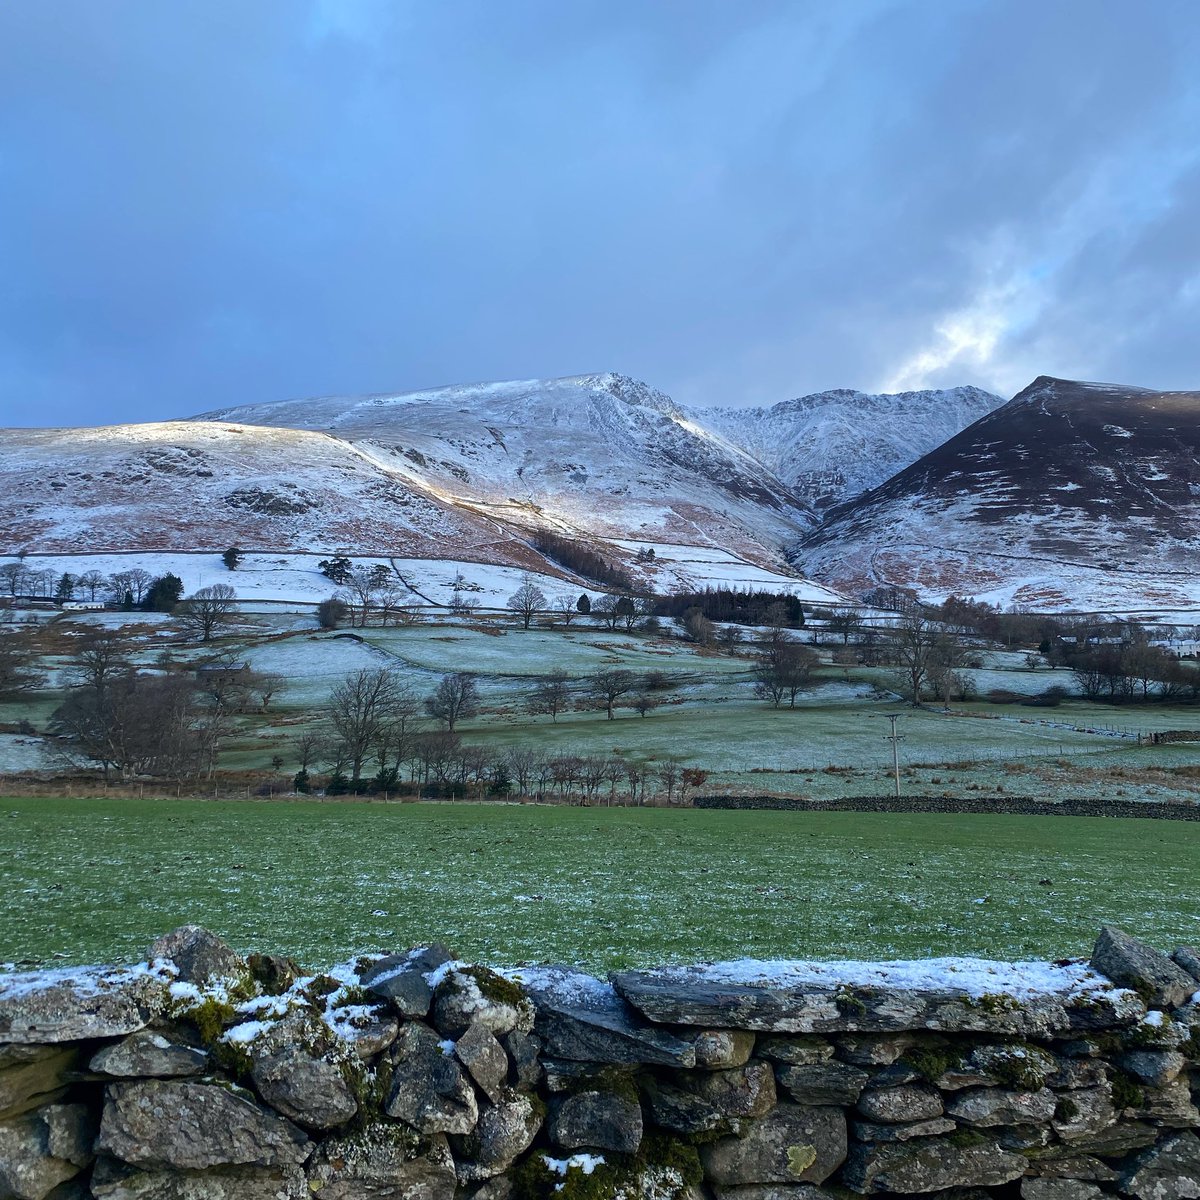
[305,665,706,801]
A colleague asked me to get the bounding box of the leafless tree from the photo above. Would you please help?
[123,568,154,604]
[504,746,542,797]
[244,669,287,713]
[507,574,547,629]
[657,759,682,804]
[527,669,571,722]
[553,594,579,626]
[889,614,964,705]
[377,586,414,626]
[28,568,56,598]
[684,610,716,646]
[69,628,132,696]
[0,563,28,598]
[77,570,106,601]
[340,565,395,626]
[0,630,45,697]
[591,594,621,630]
[588,668,637,719]
[330,666,414,782]
[177,584,237,642]
[51,672,210,781]
[294,729,326,772]
[826,608,864,645]
[425,672,479,732]
[753,636,819,708]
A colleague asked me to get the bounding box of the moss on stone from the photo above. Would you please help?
[461,965,528,1008]
[302,974,343,1003]
[209,1038,253,1081]
[636,1132,704,1190]
[946,1128,988,1149]
[900,1045,958,1083]
[514,1152,637,1200]
[986,1043,1052,1091]
[833,986,867,1018]
[1109,1068,1145,1111]
[185,996,237,1045]
[563,1066,641,1106]
[1054,1095,1079,1123]
[969,993,1022,1015]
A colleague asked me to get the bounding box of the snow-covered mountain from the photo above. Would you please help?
[795,376,1200,611]
[193,372,815,567]
[0,420,548,569]
[697,385,1002,510]
[2,369,997,596]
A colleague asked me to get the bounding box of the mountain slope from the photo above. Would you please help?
[193,372,815,566]
[794,376,1200,610]
[697,385,1002,510]
[0,421,550,569]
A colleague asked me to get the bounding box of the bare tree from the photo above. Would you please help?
[330,666,413,782]
[125,568,154,605]
[377,586,414,626]
[51,673,210,781]
[294,729,326,772]
[753,636,819,708]
[684,610,716,646]
[505,746,543,797]
[589,668,637,719]
[553,594,580,626]
[888,614,936,704]
[341,565,394,626]
[657,759,682,804]
[0,630,45,697]
[527,670,571,722]
[507,574,547,630]
[632,693,661,717]
[77,570,106,601]
[0,563,28,598]
[826,608,864,645]
[425,672,480,731]
[243,669,287,713]
[717,625,742,652]
[591,594,621,630]
[177,584,237,642]
[69,628,132,696]
[888,614,964,705]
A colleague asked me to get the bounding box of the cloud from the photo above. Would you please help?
[0,0,1198,425]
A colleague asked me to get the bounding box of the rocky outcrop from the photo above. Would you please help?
[1,925,1198,1199]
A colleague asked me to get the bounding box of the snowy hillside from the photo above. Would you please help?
[795,376,1200,611]
[698,385,1001,510]
[0,421,546,567]
[194,372,814,567]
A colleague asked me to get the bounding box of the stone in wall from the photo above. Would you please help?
[0,924,1199,1199]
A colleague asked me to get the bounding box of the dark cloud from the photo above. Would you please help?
[0,0,1197,427]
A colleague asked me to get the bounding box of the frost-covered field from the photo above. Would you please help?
[3,546,837,611]
[2,799,1196,972]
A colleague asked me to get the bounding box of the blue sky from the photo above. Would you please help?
[1,0,1198,427]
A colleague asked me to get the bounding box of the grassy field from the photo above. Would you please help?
[9,613,1200,803]
[2,797,1196,973]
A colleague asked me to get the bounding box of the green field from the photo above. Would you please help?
[2,797,1196,973]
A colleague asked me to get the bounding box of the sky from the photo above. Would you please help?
[1,0,1198,428]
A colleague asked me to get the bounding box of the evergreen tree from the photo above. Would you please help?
[144,573,185,613]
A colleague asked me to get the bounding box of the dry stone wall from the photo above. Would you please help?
[2,925,1200,1199]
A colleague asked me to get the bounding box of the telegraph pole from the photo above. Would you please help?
[883,714,904,798]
